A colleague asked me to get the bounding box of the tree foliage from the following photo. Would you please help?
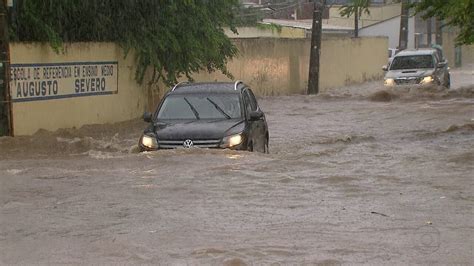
[338,0,371,17]
[234,6,266,26]
[9,0,241,86]
[339,0,371,37]
[411,0,474,45]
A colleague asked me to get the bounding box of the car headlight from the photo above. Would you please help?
[221,133,243,148]
[141,134,158,149]
[384,78,395,86]
[420,76,434,84]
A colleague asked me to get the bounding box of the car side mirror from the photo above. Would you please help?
[437,62,447,68]
[382,65,388,71]
[143,112,153,123]
[249,111,263,121]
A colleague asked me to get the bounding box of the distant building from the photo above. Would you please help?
[240,0,317,20]
[326,0,397,4]
[225,19,353,39]
[262,19,353,37]
[359,15,415,49]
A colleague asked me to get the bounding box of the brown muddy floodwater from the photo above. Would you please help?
[0,68,473,265]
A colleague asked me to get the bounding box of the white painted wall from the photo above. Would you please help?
[359,16,415,50]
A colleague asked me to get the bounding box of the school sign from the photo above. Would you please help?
[10,61,118,103]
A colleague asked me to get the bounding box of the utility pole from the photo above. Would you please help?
[0,0,11,136]
[307,0,324,95]
[398,0,409,50]
[354,5,359,38]
[426,17,432,46]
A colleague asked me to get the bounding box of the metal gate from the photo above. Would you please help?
[0,61,10,136]
[0,2,10,136]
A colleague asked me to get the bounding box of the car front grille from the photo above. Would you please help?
[395,77,421,85]
[158,139,221,149]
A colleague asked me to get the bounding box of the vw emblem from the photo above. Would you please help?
[183,139,194,148]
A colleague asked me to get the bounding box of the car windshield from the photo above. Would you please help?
[157,93,241,120]
[390,55,434,70]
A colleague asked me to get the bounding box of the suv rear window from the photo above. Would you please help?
[390,55,434,70]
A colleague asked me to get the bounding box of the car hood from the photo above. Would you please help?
[154,119,245,140]
[385,69,435,79]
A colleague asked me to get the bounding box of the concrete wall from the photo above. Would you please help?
[9,43,149,136]
[442,31,474,68]
[461,46,474,66]
[10,37,387,135]
[359,16,415,49]
[192,37,388,95]
[443,31,457,68]
[225,26,306,39]
[320,37,387,89]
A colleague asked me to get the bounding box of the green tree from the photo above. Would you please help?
[411,0,474,45]
[339,0,371,38]
[9,0,241,86]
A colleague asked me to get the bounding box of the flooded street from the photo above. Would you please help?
[1,68,473,264]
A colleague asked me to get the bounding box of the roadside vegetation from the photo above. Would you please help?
[9,0,243,86]
[411,0,473,45]
[338,0,371,38]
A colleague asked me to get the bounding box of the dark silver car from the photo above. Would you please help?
[383,48,450,88]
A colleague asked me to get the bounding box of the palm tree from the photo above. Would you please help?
[339,0,371,38]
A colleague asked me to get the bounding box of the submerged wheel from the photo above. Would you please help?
[445,75,451,89]
[253,138,269,153]
[248,138,269,153]
[247,142,253,152]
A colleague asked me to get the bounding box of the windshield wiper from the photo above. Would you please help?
[206,97,231,119]
[184,97,200,120]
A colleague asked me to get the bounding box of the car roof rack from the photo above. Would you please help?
[234,80,243,91]
[172,81,190,91]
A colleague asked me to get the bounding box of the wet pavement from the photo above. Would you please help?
[0,67,473,264]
